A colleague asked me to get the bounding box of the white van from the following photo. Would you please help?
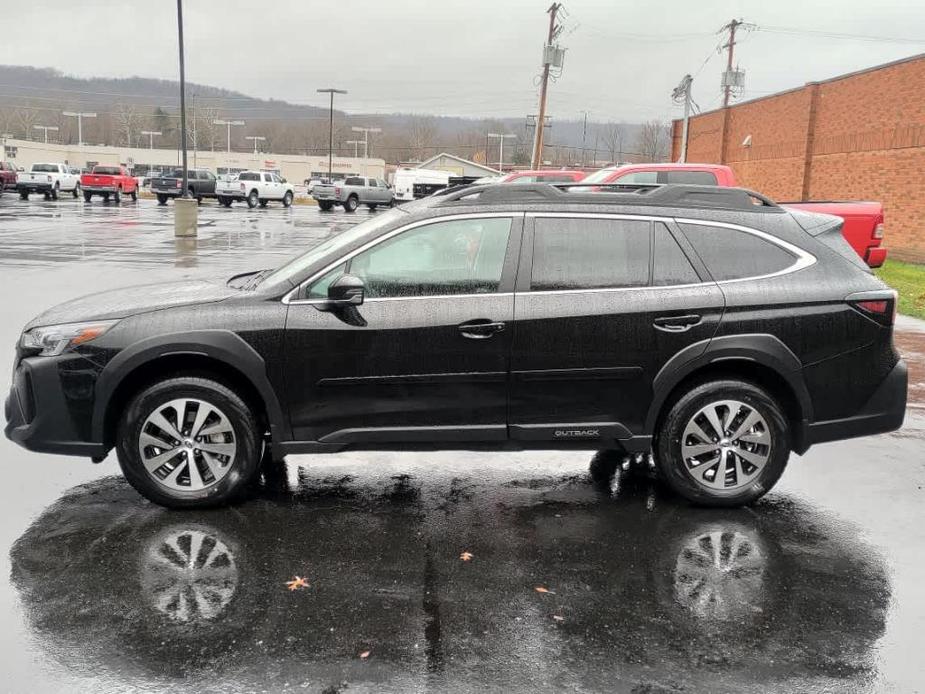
[391,167,452,202]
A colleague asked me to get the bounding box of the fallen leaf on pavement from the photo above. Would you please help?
[459,551,474,561]
[359,650,371,659]
[552,615,565,622]
[285,576,310,591]
[534,586,556,595]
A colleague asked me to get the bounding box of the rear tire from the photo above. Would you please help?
[130,189,137,201]
[654,379,789,507]
[73,182,81,198]
[51,183,59,201]
[19,191,29,200]
[218,196,232,207]
[258,199,268,208]
[112,188,122,204]
[318,201,333,211]
[246,189,259,208]
[156,194,168,205]
[343,195,358,212]
[83,191,92,203]
[116,376,263,509]
[282,191,293,208]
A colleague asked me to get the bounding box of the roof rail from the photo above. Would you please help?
[432,182,779,212]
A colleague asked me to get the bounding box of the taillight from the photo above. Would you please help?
[848,290,896,326]
[873,222,884,239]
[335,187,342,196]
[46,175,52,182]
[175,180,182,188]
[240,182,246,191]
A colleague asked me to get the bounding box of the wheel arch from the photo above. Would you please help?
[93,330,289,449]
[646,334,812,451]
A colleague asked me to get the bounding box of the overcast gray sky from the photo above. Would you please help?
[4,0,925,123]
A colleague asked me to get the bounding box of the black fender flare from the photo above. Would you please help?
[91,329,289,443]
[644,333,813,433]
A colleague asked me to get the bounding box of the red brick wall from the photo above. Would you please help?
[672,54,925,261]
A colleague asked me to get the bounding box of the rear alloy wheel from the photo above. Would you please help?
[73,182,81,198]
[117,376,262,508]
[282,191,293,207]
[655,379,789,507]
[246,189,259,208]
[343,195,358,212]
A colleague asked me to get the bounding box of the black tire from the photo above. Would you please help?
[116,376,263,508]
[73,182,81,198]
[83,191,92,203]
[130,189,137,202]
[112,188,122,204]
[43,192,51,201]
[19,191,29,200]
[258,199,268,208]
[103,193,110,202]
[318,201,333,211]
[366,203,377,210]
[654,379,789,507]
[189,187,201,204]
[156,194,168,206]
[343,195,358,212]
[51,183,59,201]
[246,189,259,208]
[282,191,293,208]
[218,196,232,207]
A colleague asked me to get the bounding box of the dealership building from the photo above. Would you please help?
[0,137,385,183]
[672,53,925,261]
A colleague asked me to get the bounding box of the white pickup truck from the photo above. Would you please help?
[16,162,81,200]
[215,170,294,208]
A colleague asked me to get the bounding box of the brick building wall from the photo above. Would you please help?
[672,53,925,261]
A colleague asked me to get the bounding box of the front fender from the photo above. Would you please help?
[91,329,289,443]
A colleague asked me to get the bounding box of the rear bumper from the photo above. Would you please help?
[865,246,888,268]
[83,185,120,194]
[151,187,182,196]
[801,358,907,448]
[4,354,107,458]
[16,182,53,193]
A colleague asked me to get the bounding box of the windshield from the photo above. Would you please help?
[260,208,407,289]
[580,168,619,184]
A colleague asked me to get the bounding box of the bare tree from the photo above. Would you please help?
[636,120,670,162]
[601,123,626,164]
[113,102,144,147]
[15,107,39,139]
[408,117,438,160]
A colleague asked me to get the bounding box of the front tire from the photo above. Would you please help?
[130,189,137,201]
[51,183,59,201]
[258,199,268,208]
[116,376,263,508]
[282,191,293,207]
[343,195,358,212]
[654,379,789,507]
[73,182,81,198]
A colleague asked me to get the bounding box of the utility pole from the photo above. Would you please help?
[33,125,59,144]
[721,19,742,108]
[487,133,516,172]
[579,110,590,165]
[317,88,347,181]
[62,111,96,146]
[141,130,162,149]
[531,3,563,169]
[213,119,244,152]
[671,74,693,162]
[176,0,189,195]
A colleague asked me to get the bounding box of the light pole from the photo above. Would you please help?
[351,126,381,176]
[317,88,347,181]
[346,140,363,158]
[487,133,516,172]
[33,125,59,144]
[245,135,266,163]
[141,130,162,149]
[62,111,96,146]
[213,119,244,152]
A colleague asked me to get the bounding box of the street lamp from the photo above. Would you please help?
[351,125,382,176]
[33,125,59,144]
[213,119,245,152]
[141,130,162,149]
[317,88,347,181]
[245,135,266,162]
[62,111,96,146]
[487,133,516,172]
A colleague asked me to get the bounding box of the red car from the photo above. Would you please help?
[0,161,17,195]
[582,163,887,268]
[80,165,138,204]
[500,169,587,184]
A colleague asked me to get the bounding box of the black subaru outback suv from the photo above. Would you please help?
[5,184,907,508]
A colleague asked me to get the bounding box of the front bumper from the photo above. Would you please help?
[16,182,53,194]
[4,353,107,458]
[802,358,907,448]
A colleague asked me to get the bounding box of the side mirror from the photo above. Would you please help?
[327,274,365,306]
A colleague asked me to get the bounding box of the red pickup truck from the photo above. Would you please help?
[582,163,887,268]
[80,165,138,204]
[0,161,17,196]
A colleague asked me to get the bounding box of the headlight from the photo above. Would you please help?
[20,320,118,357]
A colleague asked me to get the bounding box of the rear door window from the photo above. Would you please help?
[613,171,659,184]
[368,179,378,188]
[531,218,650,291]
[679,223,797,281]
[345,177,364,186]
[653,224,700,286]
[666,170,718,185]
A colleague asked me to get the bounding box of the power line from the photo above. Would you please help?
[757,25,925,44]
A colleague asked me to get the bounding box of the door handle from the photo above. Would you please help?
[458,320,506,339]
[653,314,702,332]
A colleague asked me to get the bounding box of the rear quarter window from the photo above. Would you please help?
[666,170,718,185]
[679,223,797,281]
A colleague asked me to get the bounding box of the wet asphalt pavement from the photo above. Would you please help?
[1,195,924,693]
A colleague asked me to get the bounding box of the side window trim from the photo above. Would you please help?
[285,213,525,305]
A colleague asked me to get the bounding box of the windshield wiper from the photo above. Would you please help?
[240,268,275,290]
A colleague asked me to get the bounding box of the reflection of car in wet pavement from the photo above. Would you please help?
[9,462,889,692]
